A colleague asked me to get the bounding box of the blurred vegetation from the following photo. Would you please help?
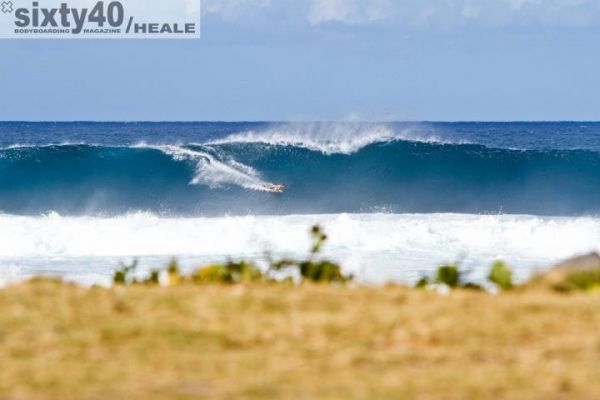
[415,277,430,289]
[310,225,327,255]
[113,227,600,297]
[113,260,138,285]
[415,264,468,289]
[435,264,461,288]
[192,261,263,284]
[552,267,600,293]
[113,225,352,286]
[416,261,517,292]
[488,261,514,291]
[270,225,352,284]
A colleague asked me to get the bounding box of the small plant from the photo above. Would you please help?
[113,260,138,285]
[166,258,183,286]
[554,268,600,292]
[226,260,263,283]
[272,259,351,284]
[415,277,429,289]
[167,258,180,276]
[143,269,161,285]
[488,261,514,291]
[435,264,460,288]
[310,225,328,256]
[462,282,484,291]
[269,225,352,284]
[192,264,231,284]
[299,260,351,283]
[110,225,350,287]
[192,260,263,284]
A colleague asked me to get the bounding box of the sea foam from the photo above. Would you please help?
[207,122,460,154]
[134,143,277,191]
[1,212,599,285]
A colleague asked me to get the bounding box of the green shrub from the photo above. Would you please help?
[435,264,460,288]
[165,258,183,285]
[299,260,351,283]
[555,268,600,292]
[112,225,350,287]
[269,225,353,284]
[415,277,430,289]
[488,261,514,291]
[192,264,231,284]
[418,268,481,290]
[192,261,263,284]
[167,258,181,276]
[271,259,351,284]
[143,269,161,285]
[310,225,328,255]
[462,282,484,291]
[113,260,138,285]
[227,260,263,283]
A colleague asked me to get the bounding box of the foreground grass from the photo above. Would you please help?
[1,280,600,399]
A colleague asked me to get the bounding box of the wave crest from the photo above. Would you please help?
[208,122,459,154]
[136,144,276,192]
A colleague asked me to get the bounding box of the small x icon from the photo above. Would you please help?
[1,1,13,13]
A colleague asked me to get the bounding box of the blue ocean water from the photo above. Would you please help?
[1,121,600,216]
[1,121,600,286]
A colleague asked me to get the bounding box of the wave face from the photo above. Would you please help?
[1,138,600,215]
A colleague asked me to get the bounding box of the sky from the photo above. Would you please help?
[1,0,600,121]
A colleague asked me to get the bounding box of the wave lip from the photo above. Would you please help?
[208,122,462,154]
[133,143,277,192]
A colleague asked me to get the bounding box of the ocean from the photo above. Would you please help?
[1,121,600,286]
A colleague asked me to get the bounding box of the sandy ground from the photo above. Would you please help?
[1,279,600,399]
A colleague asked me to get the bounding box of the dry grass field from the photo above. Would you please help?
[1,279,600,399]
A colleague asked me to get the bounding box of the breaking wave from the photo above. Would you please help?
[207,122,462,154]
[2,212,600,285]
[1,137,600,215]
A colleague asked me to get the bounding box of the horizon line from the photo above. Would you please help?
[1,120,599,124]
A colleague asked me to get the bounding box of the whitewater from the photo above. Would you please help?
[2,212,600,287]
[1,121,600,285]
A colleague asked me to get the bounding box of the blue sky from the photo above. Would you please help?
[1,0,600,121]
